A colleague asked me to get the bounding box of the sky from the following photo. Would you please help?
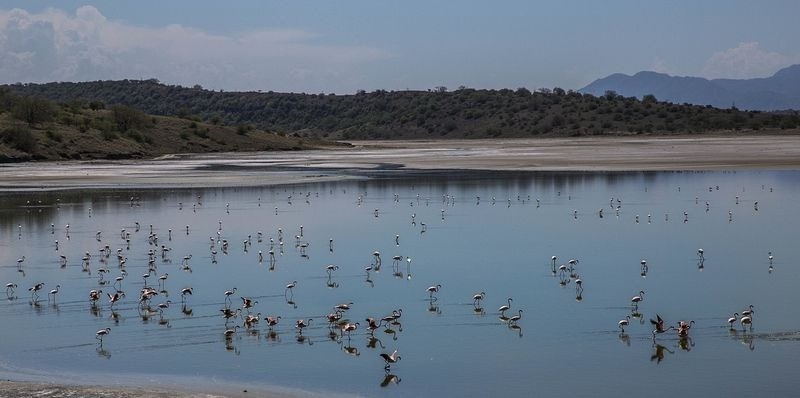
[0,0,799,93]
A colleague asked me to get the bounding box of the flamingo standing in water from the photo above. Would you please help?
[472,292,486,306]
[618,316,631,332]
[380,350,401,371]
[498,298,513,316]
[96,327,111,344]
[727,313,739,329]
[427,284,441,300]
[631,290,645,308]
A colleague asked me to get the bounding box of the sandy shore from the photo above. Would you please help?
[1,135,799,190]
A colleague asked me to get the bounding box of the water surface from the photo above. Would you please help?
[1,170,798,397]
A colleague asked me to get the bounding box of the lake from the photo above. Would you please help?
[1,169,799,397]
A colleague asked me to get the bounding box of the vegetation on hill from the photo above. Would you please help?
[0,88,333,162]
[5,80,800,141]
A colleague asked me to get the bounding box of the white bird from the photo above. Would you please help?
[427,284,441,299]
[498,298,513,315]
[619,316,631,332]
[740,315,753,331]
[472,291,486,306]
[380,349,402,370]
[509,309,523,324]
[48,285,60,301]
[96,327,111,343]
[631,290,645,307]
[721,311,737,329]
[741,305,754,318]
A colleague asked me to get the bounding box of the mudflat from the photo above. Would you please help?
[1,135,799,189]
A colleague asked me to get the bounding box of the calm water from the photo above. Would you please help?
[1,170,799,397]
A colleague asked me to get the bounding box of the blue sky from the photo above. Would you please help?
[0,0,798,93]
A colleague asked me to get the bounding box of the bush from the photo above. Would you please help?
[111,104,147,132]
[1,125,38,152]
[11,96,55,125]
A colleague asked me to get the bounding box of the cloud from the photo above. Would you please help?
[702,42,800,79]
[0,6,391,92]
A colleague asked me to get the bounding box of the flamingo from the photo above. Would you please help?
[335,302,353,311]
[224,325,240,338]
[224,287,237,303]
[727,313,739,329]
[341,322,359,338]
[266,316,281,330]
[472,291,486,306]
[96,327,111,343]
[740,315,753,331]
[380,350,401,371]
[285,281,297,297]
[295,318,313,333]
[180,287,193,302]
[618,315,631,332]
[427,284,441,299]
[6,283,17,295]
[509,309,523,324]
[28,282,45,300]
[107,292,124,309]
[631,290,645,307]
[365,317,383,334]
[741,304,754,318]
[651,314,675,338]
[498,298,513,315]
[48,285,60,302]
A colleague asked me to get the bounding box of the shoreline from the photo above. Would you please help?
[1,135,799,191]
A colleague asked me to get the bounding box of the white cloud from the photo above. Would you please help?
[649,57,671,74]
[0,6,391,92]
[702,41,800,79]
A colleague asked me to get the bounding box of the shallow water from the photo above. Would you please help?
[1,170,799,397]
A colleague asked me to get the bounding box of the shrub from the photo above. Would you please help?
[1,125,38,152]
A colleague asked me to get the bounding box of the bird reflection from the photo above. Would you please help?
[650,343,673,364]
[339,340,360,357]
[678,336,694,351]
[367,336,386,349]
[508,323,523,338]
[427,298,441,315]
[96,346,111,359]
[618,332,630,346]
[380,373,401,388]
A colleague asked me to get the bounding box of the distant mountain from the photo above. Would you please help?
[580,65,800,111]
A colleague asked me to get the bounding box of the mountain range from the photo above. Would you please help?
[579,64,800,111]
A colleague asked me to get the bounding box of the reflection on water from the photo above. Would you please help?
[1,170,800,397]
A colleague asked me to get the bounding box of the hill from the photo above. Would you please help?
[580,65,800,111]
[4,80,800,142]
[0,89,334,162]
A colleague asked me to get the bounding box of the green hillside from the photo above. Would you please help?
[5,80,800,140]
[0,89,336,162]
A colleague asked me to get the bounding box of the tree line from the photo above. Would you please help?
[4,80,800,140]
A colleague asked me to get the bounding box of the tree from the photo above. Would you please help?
[11,96,55,125]
[604,90,619,100]
[642,94,657,104]
[111,104,147,132]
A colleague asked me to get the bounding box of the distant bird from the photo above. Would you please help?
[335,302,353,311]
[498,298,513,315]
[295,318,313,333]
[285,281,297,297]
[619,315,631,332]
[107,292,124,308]
[651,314,674,338]
[265,316,281,330]
[241,296,257,309]
[380,349,402,371]
[95,327,111,343]
[48,284,61,302]
[341,322,359,337]
[472,291,486,306]
[631,290,645,307]
[727,313,739,329]
[740,315,753,331]
[5,283,17,295]
[28,282,45,299]
[508,309,523,324]
[224,325,240,338]
[180,287,193,302]
[427,284,442,299]
[741,304,755,318]
[223,287,237,303]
